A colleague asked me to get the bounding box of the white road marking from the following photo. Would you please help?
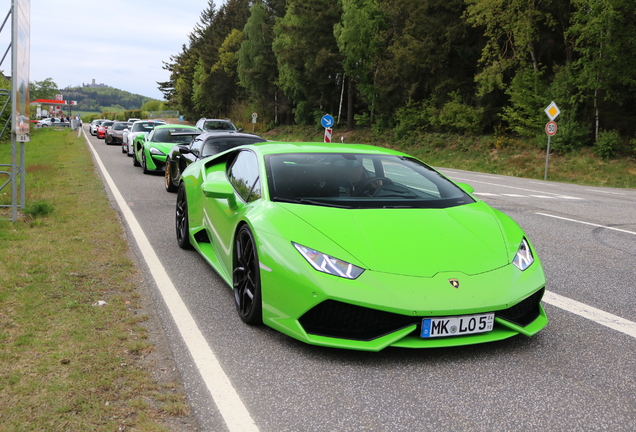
[451,176,584,199]
[536,212,636,236]
[585,189,626,196]
[84,131,259,432]
[543,291,636,339]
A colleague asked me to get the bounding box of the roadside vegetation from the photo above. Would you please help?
[264,125,636,189]
[0,129,194,431]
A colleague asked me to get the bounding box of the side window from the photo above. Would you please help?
[190,137,204,153]
[228,151,261,203]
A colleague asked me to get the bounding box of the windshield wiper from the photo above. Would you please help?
[273,196,352,208]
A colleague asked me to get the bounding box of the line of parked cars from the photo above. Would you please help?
[88,117,265,185]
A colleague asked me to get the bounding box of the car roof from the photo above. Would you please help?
[198,131,263,140]
[238,142,407,157]
[153,124,199,129]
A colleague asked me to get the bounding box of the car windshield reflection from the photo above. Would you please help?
[265,153,474,209]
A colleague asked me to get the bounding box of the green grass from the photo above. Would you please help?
[262,126,636,188]
[0,130,191,431]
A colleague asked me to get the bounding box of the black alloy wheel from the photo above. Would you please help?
[175,183,192,249]
[133,147,140,167]
[165,163,177,192]
[142,152,150,174]
[232,225,263,325]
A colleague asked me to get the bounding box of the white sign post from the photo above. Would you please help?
[543,102,560,181]
[251,112,258,133]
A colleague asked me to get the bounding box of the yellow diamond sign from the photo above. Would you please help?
[544,101,561,121]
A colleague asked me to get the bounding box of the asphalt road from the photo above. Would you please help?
[83,127,636,432]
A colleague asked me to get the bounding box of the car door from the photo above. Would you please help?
[204,149,262,276]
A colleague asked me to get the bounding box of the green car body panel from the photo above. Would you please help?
[178,142,548,351]
[136,124,200,172]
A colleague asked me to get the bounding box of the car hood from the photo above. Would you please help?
[280,202,511,278]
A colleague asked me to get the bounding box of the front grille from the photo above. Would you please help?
[496,288,544,326]
[299,300,417,341]
[300,288,545,342]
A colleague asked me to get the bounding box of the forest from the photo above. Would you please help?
[159,0,636,158]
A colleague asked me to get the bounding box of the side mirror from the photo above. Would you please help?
[456,182,474,195]
[201,180,235,199]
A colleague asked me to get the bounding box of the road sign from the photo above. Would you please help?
[545,121,557,136]
[251,112,258,119]
[321,114,334,128]
[544,101,560,121]
[324,127,332,143]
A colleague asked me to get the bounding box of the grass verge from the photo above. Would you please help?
[0,129,194,431]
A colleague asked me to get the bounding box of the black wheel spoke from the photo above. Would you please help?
[232,226,262,324]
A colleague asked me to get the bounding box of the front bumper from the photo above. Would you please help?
[257,233,548,351]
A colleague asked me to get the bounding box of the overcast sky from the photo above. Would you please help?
[1,0,210,100]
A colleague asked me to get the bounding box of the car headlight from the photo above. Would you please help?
[293,243,364,279]
[512,238,534,271]
[149,147,165,156]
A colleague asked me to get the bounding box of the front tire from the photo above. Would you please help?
[133,148,141,167]
[176,183,192,250]
[165,163,177,192]
[142,152,150,174]
[232,225,262,325]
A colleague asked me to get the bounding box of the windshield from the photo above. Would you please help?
[132,122,159,132]
[152,128,198,144]
[265,153,474,209]
[202,120,237,131]
[113,123,128,131]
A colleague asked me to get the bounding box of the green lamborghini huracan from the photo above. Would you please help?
[175,142,548,351]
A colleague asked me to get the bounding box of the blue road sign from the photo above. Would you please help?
[321,114,334,128]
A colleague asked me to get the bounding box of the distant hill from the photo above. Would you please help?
[60,86,159,113]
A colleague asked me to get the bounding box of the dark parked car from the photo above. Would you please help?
[164,131,265,192]
[105,121,130,145]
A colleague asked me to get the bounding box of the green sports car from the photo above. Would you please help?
[133,124,201,174]
[176,142,548,351]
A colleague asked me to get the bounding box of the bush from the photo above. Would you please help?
[434,91,484,135]
[595,130,621,159]
[23,200,54,218]
[546,115,590,153]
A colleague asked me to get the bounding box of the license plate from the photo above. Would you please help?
[421,313,494,338]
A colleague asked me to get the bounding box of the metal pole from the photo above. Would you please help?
[20,141,25,209]
[544,136,551,181]
[11,136,17,221]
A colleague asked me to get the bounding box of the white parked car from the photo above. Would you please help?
[195,118,241,132]
[124,119,166,156]
[37,117,69,128]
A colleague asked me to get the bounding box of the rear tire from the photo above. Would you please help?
[176,183,192,249]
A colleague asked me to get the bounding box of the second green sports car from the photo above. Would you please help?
[176,142,548,351]
[133,124,201,174]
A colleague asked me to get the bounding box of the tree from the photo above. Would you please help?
[463,0,556,96]
[273,0,343,124]
[237,0,281,122]
[568,0,636,141]
[29,78,58,100]
[334,0,385,129]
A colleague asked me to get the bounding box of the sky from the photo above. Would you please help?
[0,0,210,100]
